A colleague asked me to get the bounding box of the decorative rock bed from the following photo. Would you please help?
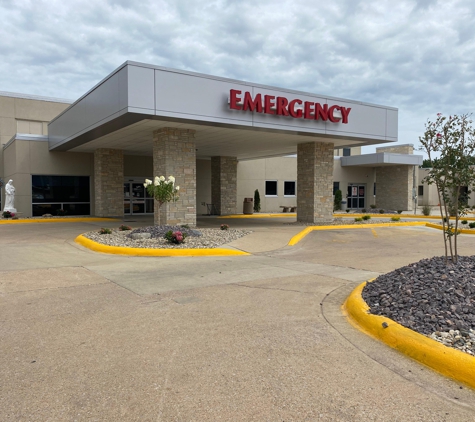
[362,256,475,356]
[83,225,252,249]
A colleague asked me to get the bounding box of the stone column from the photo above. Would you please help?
[375,166,413,211]
[94,148,124,217]
[153,128,196,226]
[211,156,238,215]
[297,142,334,223]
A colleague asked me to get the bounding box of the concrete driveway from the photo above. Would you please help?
[1,219,475,421]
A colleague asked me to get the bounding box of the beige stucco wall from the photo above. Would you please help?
[2,139,94,217]
[416,167,475,208]
[237,156,380,212]
[238,157,297,213]
[1,94,71,211]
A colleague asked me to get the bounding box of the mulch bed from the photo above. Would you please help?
[362,256,475,356]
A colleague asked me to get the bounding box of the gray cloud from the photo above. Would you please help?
[1,0,475,149]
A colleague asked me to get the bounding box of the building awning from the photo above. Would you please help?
[341,152,423,167]
[48,61,399,160]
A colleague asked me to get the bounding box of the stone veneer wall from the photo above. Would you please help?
[94,148,124,217]
[153,128,196,226]
[376,165,413,211]
[297,142,334,223]
[376,144,414,154]
[211,156,238,215]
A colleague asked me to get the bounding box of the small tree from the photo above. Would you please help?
[144,175,180,226]
[419,113,475,263]
[334,189,342,211]
[254,189,261,212]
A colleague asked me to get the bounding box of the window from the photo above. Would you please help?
[284,181,296,196]
[418,185,424,196]
[343,148,351,156]
[265,180,278,196]
[32,175,90,216]
[333,182,340,195]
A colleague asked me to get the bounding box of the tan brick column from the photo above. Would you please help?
[153,128,196,226]
[375,166,413,211]
[297,142,334,223]
[94,148,124,217]
[211,156,238,215]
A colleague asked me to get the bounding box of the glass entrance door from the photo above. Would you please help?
[124,182,154,214]
[347,184,365,209]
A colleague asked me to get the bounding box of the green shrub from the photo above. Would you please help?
[397,210,403,214]
[361,208,366,213]
[469,222,475,229]
[254,189,261,212]
[354,217,363,222]
[422,205,431,216]
[461,220,468,225]
[346,209,350,213]
[56,208,67,216]
[119,225,131,231]
[99,228,112,235]
[334,189,342,211]
[379,209,385,214]
[391,216,401,222]
[362,215,371,220]
[370,204,377,209]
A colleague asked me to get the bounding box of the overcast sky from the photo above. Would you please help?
[1,0,475,153]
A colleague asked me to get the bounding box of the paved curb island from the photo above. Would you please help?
[343,281,475,390]
[75,234,250,257]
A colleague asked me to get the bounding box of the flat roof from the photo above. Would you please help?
[0,91,72,104]
[48,61,399,160]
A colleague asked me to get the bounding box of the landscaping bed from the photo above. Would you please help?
[362,256,475,356]
[83,225,252,249]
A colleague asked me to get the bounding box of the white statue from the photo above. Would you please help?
[4,180,17,213]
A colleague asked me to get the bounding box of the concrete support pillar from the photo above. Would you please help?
[297,142,334,223]
[153,128,196,226]
[94,148,124,217]
[211,156,238,215]
[375,166,413,211]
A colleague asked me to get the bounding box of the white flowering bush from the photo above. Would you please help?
[144,176,180,225]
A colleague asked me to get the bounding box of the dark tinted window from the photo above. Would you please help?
[32,175,90,203]
[284,181,295,196]
[265,181,277,196]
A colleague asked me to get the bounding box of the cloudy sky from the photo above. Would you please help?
[1,0,475,152]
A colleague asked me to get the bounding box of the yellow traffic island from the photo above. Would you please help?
[75,234,250,257]
[0,217,118,225]
[288,222,427,246]
[344,281,475,389]
[288,221,475,246]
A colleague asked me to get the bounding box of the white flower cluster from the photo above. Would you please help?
[144,176,179,191]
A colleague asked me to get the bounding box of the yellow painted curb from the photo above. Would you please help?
[75,235,250,257]
[218,213,296,219]
[0,217,119,225]
[425,222,475,234]
[334,213,475,221]
[288,222,427,246]
[343,281,475,389]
